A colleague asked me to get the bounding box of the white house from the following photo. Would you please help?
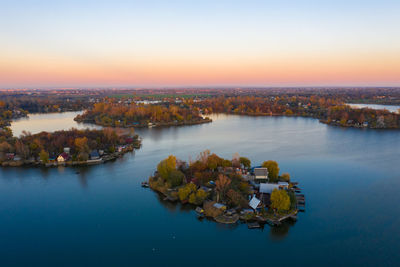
[259,183,280,194]
[249,195,261,210]
[254,168,268,180]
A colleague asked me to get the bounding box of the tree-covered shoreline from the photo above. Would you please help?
[74,102,211,128]
[0,128,140,167]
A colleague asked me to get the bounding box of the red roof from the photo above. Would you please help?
[59,152,70,159]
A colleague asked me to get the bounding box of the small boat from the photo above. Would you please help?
[141,181,149,188]
[195,207,205,218]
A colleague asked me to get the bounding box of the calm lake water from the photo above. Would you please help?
[347,103,400,113]
[3,113,400,266]
[11,112,101,137]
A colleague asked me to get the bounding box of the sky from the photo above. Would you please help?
[1,0,400,88]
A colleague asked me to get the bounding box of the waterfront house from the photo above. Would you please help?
[259,183,280,194]
[249,195,261,210]
[254,168,269,180]
[90,150,100,160]
[57,152,70,162]
[6,153,14,160]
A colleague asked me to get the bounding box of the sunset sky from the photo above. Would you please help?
[1,0,400,88]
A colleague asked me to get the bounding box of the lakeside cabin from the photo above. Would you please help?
[90,150,100,160]
[57,152,70,162]
[254,168,269,180]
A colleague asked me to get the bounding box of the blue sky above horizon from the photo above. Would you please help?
[1,0,400,88]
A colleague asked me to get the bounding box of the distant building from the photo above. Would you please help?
[63,147,70,153]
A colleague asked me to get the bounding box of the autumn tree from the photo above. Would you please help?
[232,152,240,167]
[280,173,290,182]
[157,155,177,180]
[239,157,251,169]
[0,141,12,153]
[226,189,247,208]
[215,174,231,202]
[15,140,29,159]
[270,189,290,213]
[221,159,232,167]
[168,169,184,187]
[262,160,280,182]
[74,137,89,153]
[178,183,197,201]
[198,149,210,164]
[207,153,222,171]
[189,189,208,205]
[39,150,49,163]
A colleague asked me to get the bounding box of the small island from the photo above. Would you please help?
[0,128,141,167]
[147,151,304,228]
[74,102,212,128]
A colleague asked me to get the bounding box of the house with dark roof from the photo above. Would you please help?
[90,150,100,160]
[57,152,70,162]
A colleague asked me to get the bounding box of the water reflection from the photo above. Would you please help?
[268,220,295,241]
[75,166,92,188]
[10,111,102,136]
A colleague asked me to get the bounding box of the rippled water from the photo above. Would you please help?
[2,113,400,266]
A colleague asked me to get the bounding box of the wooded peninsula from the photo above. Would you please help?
[0,128,141,167]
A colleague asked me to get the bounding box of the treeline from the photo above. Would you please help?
[75,102,210,127]
[0,127,140,164]
[0,96,91,113]
[194,95,340,117]
[191,96,400,129]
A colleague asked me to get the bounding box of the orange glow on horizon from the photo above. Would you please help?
[1,48,399,87]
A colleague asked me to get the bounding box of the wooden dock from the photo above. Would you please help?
[248,222,261,229]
